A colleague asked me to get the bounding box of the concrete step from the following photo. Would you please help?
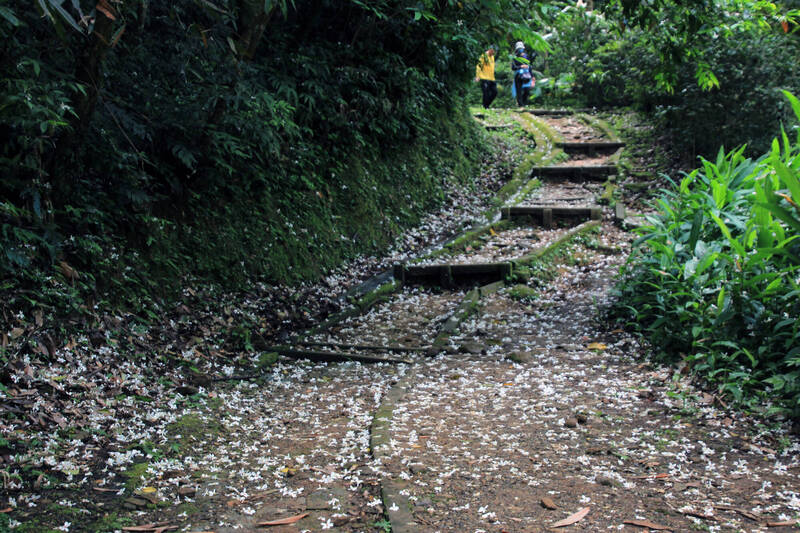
[556,141,625,152]
[394,262,512,288]
[532,165,617,180]
[502,205,602,227]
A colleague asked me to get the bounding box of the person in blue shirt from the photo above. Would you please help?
[510,41,534,107]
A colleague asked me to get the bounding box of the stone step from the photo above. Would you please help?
[394,262,512,288]
[532,165,617,180]
[522,108,574,115]
[502,205,602,227]
[556,141,625,152]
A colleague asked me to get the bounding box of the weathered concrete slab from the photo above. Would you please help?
[614,202,627,221]
[556,141,625,152]
[396,262,512,287]
[522,108,574,116]
[532,165,617,180]
[502,205,602,226]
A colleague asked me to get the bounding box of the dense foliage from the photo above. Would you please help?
[612,92,800,416]
[2,0,521,318]
[534,1,800,161]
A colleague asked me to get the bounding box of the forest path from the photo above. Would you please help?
[6,110,800,533]
[163,110,799,533]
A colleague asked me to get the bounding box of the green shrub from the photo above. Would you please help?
[541,3,800,160]
[612,92,800,416]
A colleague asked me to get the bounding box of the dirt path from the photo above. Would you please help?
[4,110,799,533]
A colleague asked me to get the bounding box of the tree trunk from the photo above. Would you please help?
[49,6,117,197]
[72,12,115,136]
[236,0,272,60]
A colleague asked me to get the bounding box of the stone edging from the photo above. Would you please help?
[369,279,499,533]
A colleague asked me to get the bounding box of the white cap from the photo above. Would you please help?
[514,41,524,51]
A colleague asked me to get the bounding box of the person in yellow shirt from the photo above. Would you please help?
[474,44,497,109]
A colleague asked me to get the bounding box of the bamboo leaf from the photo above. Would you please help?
[0,6,21,26]
[49,0,84,33]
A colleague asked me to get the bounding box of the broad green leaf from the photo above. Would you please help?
[757,202,800,234]
[762,276,783,295]
[782,90,800,122]
[711,180,727,209]
[684,256,699,279]
[739,347,757,368]
[771,156,800,209]
[709,212,746,257]
[694,250,718,278]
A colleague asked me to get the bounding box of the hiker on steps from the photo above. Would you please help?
[511,41,534,107]
[475,44,497,109]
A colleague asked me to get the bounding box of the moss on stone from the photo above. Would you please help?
[507,284,538,302]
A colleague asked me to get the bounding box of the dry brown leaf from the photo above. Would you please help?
[541,497,558,510]
[257,512,309,526]
[713,505,760,522]
[122,524,175,532]
[680,510,717,521]
[623,519,672,531]
[767,519,799,527]
[58,261,79,281]
[734,509,760,522]
[95,0,116,20]
[552,507,589,527]
[0,507,12,513]
[631,472,670,480]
